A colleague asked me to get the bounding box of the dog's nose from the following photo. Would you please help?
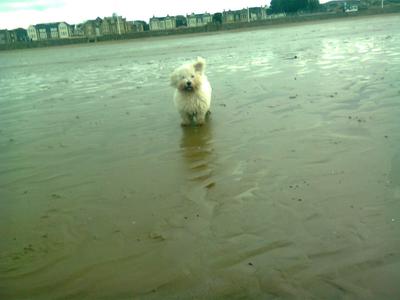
[186,81,192,86]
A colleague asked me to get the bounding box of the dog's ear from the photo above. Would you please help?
[193,57,206,73]
[170,71,178,87]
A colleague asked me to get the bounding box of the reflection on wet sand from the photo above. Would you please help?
[180,121,216,190]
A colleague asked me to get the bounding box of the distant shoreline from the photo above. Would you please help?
[1,7,399,51]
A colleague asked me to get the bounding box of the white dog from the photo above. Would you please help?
[170,57,212,126]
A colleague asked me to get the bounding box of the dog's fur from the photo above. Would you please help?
[170,57,212,126]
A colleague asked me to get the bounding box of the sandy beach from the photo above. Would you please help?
[1,14,400,299]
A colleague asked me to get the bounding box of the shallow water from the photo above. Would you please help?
[1,15,400,299]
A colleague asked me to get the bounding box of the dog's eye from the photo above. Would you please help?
[191,75,195,78]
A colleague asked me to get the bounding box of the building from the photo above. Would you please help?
[100,18,112,35]
[149,17,163,30]
[27,25,39,41]
[126,21,146,33]
[222,9,248,23]
[49,24,59,39]
[27,22,71,41]
[345,4,359,12]
[36,25,48,39]
[36,23,60,39]
[0,28,29,43]
[149,15,177,31]
[165,16,177,29]
[223,6,268,23]
[82,18,102,37]
[186,13,212,27]
[58,22,72,38]
[12,28,29,41]
[102,14,128,35]
[322,0,361,12]
[71,24,85,37]
[248,7,268,21]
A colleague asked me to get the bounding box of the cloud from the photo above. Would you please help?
[0,0,64,12]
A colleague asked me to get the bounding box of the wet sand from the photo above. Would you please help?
[1,15,400,299]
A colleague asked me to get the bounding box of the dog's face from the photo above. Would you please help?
[170,57,206,93]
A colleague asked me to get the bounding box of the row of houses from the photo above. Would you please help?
[78,15,146,38]
[149,7,268,30]
[0,6,270,44]
[27,22,72,40]
[0,13,146,44]
[25,14,147,41]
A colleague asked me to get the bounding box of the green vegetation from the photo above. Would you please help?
[269,0,320,13]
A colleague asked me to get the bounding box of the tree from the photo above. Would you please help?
[176,15,187,28]
[270,0,284,13]
[269,0,320,14]
[308,0,320,11]
[212,13,222,25]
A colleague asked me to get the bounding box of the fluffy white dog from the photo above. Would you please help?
[170,57,212,126]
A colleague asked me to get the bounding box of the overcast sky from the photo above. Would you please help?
[0,0,285,29]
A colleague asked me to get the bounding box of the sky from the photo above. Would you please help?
[0,0,280,30]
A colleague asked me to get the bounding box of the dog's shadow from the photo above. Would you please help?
[180,121,214,183]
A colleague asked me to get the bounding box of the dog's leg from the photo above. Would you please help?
[180,112,191,126]
[196,113,206,126]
